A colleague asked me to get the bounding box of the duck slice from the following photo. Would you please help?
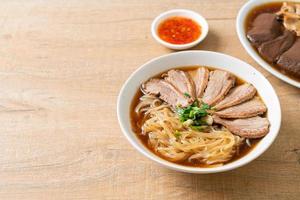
[164,69,196,100]
[202,70,235,106]
[258,30,295,63]
[247,13,282,47]
[277,39,300,78]
[214,83,256,110]
[213,116,270,138]
[214,98,267,118]
[188,67,209,99]
[142,78,192,107]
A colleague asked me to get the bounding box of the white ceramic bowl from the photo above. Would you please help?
[117,51,281,173]
[151,9,209,50]
[236,0,300,88]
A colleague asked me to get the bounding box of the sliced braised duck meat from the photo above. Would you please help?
[214,83,256,110]
[141,78,161,95]
[202,70,235,106]
[164,69,196,100]
[213,116,270,138]
[188,67,209,99]
[142,78,192,107]
[277,39,300,78]
[247,13,282,47]
[214,98,267,118]
[258,30,295,63]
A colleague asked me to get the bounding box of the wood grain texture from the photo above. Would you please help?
[0,0,299,199]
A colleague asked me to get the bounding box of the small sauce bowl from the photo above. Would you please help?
[151,9,209,50]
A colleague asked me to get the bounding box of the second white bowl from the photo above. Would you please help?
[236,0,300,88]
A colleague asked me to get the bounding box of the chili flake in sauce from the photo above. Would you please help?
[158,16,201,44]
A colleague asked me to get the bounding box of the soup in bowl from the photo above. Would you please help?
[117,51,281,173]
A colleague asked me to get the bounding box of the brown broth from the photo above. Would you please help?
[130,66,263,168]
[245,2,300,82]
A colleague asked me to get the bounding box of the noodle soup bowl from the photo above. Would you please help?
[117,50,281,173]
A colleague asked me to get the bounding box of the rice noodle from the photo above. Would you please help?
[135,95,244,165]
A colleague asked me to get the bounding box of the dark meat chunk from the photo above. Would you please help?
[258,30,295,63]
[277,39,300,78]
[247,13,282,47]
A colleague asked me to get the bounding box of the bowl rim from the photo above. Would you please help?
[151,9,209,50]
[236,0,300,88]
[117,50,281,173]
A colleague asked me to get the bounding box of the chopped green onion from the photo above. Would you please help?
[174,130,181,138]
[191,125,207,131]
[176,101,212,127]
[184,92,191,98]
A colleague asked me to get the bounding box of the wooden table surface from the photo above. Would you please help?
[0,0,299,199]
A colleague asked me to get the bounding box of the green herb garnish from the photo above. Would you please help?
[210,106,217,111]
[183,92,191,98]
[177,102,211,126]
[191,125,207,131]
[174,130,181,138]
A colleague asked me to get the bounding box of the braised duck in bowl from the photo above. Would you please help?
[237,1,300,88]
[246,2,300,81]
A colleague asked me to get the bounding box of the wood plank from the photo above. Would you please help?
[0,0,299,199]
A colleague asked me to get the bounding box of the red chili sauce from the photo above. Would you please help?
[158,16,201,44]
